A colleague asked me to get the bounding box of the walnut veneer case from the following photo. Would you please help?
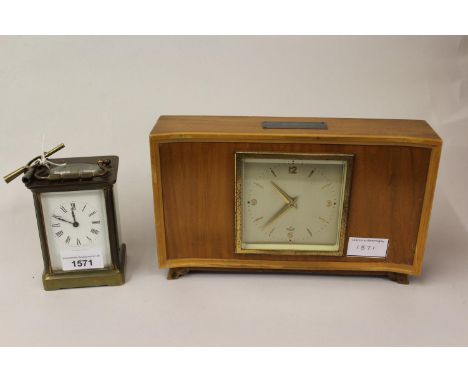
[150,116,442,284]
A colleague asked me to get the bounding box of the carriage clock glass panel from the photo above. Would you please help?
[236,153,353,254]
[41,189,112,271]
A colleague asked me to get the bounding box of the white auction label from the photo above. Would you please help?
[347,237,389,258]
[60,249,104,271]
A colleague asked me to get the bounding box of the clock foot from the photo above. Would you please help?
[167,268,190,280]
[387,272,410,285]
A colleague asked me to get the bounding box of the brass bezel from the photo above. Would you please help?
[235,152,354,256]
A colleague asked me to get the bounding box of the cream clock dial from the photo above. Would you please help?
[236,153,353,254]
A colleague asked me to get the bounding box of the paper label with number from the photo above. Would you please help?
[347,237,388,258]
[60,249,104,271]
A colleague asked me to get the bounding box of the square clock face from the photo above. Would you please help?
[235,153,353,255]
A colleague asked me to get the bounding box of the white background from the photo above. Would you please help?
[1,36,467,346]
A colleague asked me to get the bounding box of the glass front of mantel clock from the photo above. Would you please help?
[236,153,352,254]
[40,189,113,271]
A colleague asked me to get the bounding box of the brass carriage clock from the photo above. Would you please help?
[4,144,126,290]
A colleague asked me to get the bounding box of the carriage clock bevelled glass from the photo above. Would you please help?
[4,143,126,291]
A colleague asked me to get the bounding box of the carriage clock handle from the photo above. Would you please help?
[3,143,65,184]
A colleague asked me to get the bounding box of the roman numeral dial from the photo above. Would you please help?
[49,200,102,248]
[40,189,113,272]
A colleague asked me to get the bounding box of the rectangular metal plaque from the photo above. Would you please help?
[262,121,328,130]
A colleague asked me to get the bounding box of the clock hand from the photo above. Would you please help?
[70,203,79,227]
[270,181,297,208]
[263,196,298,228]
[52,215,75,225]
[70,203,77,224]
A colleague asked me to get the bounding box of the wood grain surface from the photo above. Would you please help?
[150,115,441,146]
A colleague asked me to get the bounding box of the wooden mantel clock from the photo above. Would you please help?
[150,116,442,284]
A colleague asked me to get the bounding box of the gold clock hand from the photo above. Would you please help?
[270,181,297,208]
[263,197,298,228]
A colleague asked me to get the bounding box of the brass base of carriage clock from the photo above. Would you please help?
[42,244,126,291]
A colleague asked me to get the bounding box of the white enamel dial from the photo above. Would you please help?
[239,154,350,252]
[41,189,112,271]
[50,200,101,247]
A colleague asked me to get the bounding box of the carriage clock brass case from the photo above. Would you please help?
[26,156,125,291]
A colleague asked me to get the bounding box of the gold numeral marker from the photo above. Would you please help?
[319,217,329,224]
